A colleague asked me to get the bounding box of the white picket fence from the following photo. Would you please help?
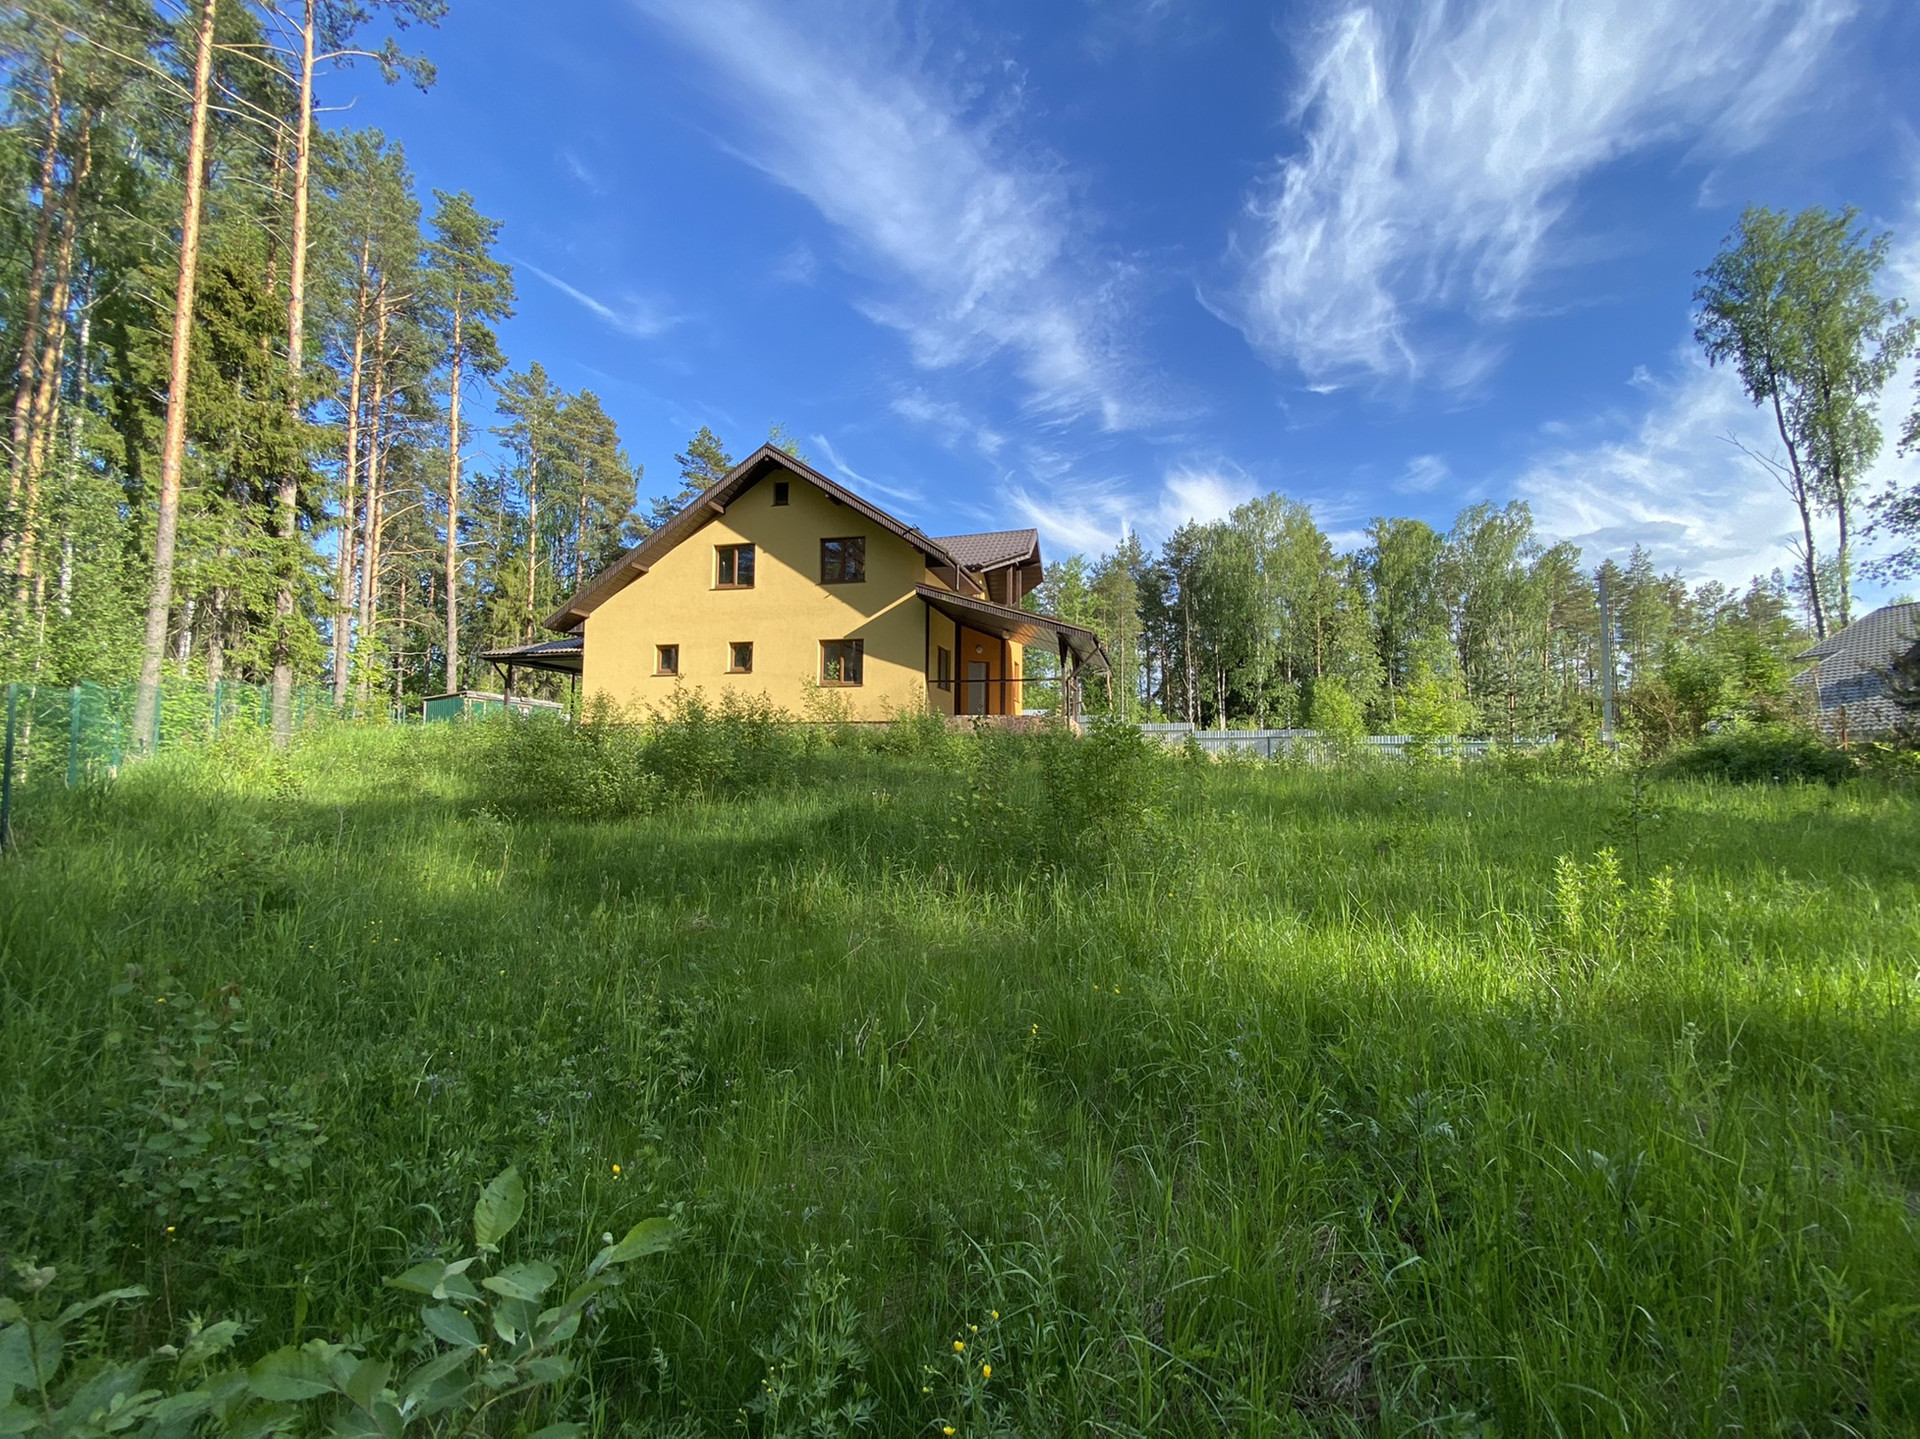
[1136,722,1551,761]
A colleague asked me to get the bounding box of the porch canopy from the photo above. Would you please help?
[479,636,583,677]
[914,585,1110,674]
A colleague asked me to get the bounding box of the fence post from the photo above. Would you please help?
[68,685,80,787]
[1,683,17,851]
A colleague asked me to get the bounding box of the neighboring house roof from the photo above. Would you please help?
[916,584,1110,675]
[932,528,1040,572]
[542,445,978,632]
[1792,602,1920,732]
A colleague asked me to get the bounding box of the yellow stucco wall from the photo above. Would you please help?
[582,469,943,720]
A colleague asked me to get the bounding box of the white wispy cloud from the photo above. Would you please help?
[890,390,1006,458]
[808,434,924,506]
[523,263,678,340]
[1230,0,1856,386]
[558,149,608,197]
[631,0,1149,427]
[1518,347,1919,594]
[1005,457,1260,556]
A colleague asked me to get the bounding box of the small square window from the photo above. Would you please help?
[716,543,755,588]
[729,641,754,674]
[655,644,679,676]
[820,639,864,686]
[773,480,790,506]
[821,536,866,584]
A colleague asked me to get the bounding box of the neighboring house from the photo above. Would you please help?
[480,445,1107,721]
[1793,602,1920,736]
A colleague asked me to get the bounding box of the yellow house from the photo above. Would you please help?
[481,445,1107,721]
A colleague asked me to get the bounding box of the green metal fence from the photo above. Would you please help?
[0,678,383,848]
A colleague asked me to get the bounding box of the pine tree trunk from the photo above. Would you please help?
[444,301,465,695]
[332,234,373,704]
[56,282,89,622]
[7,48,63,516]
[16,116,93,605]
[271,0,316,743]
[357,286,391,706]
[573,462,588,591]
[131,0,218,750]
[524,435,539,642]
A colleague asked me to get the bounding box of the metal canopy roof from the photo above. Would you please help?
[480,636,584,676]
[916,585,1109,674]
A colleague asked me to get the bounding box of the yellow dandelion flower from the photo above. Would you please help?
[612,1164,621,1175]
[953,1340,965,1352]
[982,1364,991,1379]
[990,1310,999,1319]
[943,1428,955,1437]
[968,1324,978,1333]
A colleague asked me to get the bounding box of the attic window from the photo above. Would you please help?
[821,536,866,584]
[715,544,755,588]
[773,481,790,506]
[655,644,679,676]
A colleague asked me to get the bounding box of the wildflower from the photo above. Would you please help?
[1030,1024,1038,1037]
[156,997,166,1004]
[982,1364,991,1379]
[165,1225,176,1234]
[943,1428,955,1436]
[953,1340,964,1352]
[612,1164,622,1175]
[968,1324,978,1333]
[990,1310,999,1320]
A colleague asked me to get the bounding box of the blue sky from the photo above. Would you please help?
[345,0,1920,592]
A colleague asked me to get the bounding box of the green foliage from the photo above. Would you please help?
[0,1169,676,1439]
[4,726,1920,1433]
[1657,722,1855,784]
[107,976,326,1245]
[747,1248,874,1437]
[1549,848,1674,969]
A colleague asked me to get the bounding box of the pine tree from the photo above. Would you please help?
[648,425,732,529]
[424,190,512,694]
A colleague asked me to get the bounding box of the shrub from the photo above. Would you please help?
[1656,723,1854,784]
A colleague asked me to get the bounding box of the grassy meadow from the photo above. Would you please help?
[3,715,1919,1435]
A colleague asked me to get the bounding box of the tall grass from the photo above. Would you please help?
[2,719,1917,1434]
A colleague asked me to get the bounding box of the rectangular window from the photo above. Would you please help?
[715,543,755,588]
[729,641,753,674]
[655,644,679,676]
[936,646,952,690]
[773,480,790,506]
[820,536,866,584]
[820,639,864,686]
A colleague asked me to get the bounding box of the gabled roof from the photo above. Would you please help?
[933,528,1040,572]
[543,444,976,633]
[1791,602,1920,732]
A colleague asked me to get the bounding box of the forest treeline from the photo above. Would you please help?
[0,0,690,733]
[3,3,1919,744]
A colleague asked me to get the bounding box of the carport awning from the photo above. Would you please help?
[915,585,1109,674]
[480,637,583,676]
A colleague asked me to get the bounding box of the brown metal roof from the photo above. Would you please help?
[931,528,1040,571]
[480,636,584,675]
[916,585,1109,674]
[542,444,977,632]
